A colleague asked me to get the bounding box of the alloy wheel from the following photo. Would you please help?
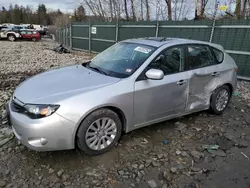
[8,36,15,41]
[215,89,229,111]
[85,118,117,150]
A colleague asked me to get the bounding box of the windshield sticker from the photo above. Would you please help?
[125,69,132,73]
[134,46,152,54]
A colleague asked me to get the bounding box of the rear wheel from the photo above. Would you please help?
[209,85,231,114]
[8,35,16,42]
[32,37,37,42]
[77,108,122,156]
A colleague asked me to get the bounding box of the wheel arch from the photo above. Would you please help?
[224,83,233,97]
[73,105,127,148]
[209,83,233,104]
[7,33,15,37]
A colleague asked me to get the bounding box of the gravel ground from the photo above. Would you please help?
[0,40,250,188]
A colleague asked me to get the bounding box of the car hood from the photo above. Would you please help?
[14,65,121,103]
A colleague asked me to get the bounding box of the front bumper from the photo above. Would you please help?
[7,102,76,151]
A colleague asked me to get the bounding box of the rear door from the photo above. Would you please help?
[184,44,223,112]
[26,31,33,39]
[20,31,28,39]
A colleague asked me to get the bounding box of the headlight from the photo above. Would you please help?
[24,104,60,119]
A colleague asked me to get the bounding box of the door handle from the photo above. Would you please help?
[211,72,220,76]
[177,80,187,85]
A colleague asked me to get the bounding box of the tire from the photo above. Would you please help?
[209,85,231,115]
[8,35,16,42]
[32,38,37,42]
[77,108,122,156]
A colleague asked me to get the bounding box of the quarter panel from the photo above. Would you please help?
[186,62,236,112]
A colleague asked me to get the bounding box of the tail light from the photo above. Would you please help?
[234,67,238,72]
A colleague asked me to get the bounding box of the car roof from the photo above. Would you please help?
[123,37,224,51]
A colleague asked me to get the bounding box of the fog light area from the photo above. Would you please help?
[28,137,48,147]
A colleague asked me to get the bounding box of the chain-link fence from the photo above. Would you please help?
[56,19,250,79]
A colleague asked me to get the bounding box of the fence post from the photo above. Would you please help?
[115,22,119,43]
[155,21,159,37]
[63,28,65,45]
[60,29,62,44]
[88,22,91,53]
[65,28,67,46]
[209,1,219,42]
[59,29,61,44]
[70,24,72,49]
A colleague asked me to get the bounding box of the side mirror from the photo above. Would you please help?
[145,69,164,80]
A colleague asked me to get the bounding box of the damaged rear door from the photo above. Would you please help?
[184,44,223,112]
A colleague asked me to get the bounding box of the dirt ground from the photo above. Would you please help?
[0,39,250,188]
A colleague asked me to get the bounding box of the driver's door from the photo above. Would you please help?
[134,45,189,126]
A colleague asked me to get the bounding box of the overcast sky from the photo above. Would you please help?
[0,0,78,12]
[0,0,236,19]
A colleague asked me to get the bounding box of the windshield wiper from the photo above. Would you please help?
[88,65,108,75]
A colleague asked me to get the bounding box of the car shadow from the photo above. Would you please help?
[19,111,203,171]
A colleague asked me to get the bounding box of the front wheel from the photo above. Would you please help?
[77,109,122,156]
[209,85,231,115]
[8,35,16,42]
[32,37,37,42]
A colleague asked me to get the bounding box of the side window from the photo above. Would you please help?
[27,31,32,34]
[184,45,216,71]
[21,31,26,35]
[149,46,183,75]
[211,47,224,63]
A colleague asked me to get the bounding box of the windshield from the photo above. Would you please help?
[87,42,156,78]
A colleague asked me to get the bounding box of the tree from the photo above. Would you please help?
[74,5,86,21]
[131,0,136,20]
[140,0,144,20]
[242,0,247,17]
[0,6,8,23]
[124,0,129,20]
[234,0,241,18]
[143,0,150,21]
[199,0,209,18]
[164,0,172,20]
[9,4,14,23]
[13,4,21,24]
[37,4,48,25]
[24,6,33,23]
[109,0,114,19]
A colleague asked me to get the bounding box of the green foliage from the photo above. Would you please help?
[0,4,68,25]
[74,5,86,22]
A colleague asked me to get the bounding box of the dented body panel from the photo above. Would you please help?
[186,62,236,112]
[129,38,237,131]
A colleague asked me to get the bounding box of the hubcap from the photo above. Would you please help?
[85,118,117,150]
[215,89,229,111]
[9,36,14,41]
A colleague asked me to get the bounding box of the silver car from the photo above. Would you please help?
[7,37,237,155]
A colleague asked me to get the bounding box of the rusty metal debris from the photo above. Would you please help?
[241,152,249,160]
[53,44,70,54]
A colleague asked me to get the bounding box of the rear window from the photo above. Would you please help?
[211,48,224,63]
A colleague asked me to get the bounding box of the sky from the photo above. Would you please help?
[0,0,79,12]
[0,0,236,19]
